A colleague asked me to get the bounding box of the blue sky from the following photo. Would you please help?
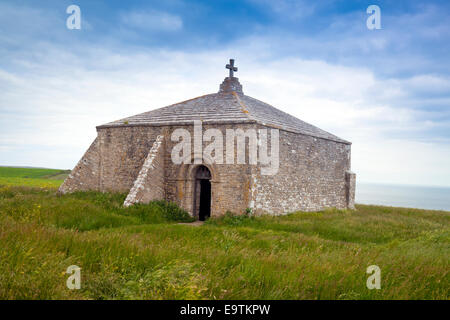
[1,0,450,186]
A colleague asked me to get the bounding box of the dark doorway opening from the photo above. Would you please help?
[195,166,211,221]
[199,179,211,221]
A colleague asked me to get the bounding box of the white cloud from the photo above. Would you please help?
[352,138,450,187]
[0,3,449,186]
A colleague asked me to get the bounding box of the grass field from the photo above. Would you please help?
[0,167,448,299]
[0,167,70,188]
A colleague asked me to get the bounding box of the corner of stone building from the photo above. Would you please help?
[345,170,356,209]
[58,137,101,194]
[123,134,166,207]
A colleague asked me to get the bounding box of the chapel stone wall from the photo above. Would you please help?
[251,126,352,214]
[164,123,255,217]
[96,126,163,193]
[60,121,354,216]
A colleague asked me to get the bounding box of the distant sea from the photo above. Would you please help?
[356,182,450,211]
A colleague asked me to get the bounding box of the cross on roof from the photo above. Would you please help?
[226,59,238,78]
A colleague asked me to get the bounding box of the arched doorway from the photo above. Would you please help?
[194,165,211,221]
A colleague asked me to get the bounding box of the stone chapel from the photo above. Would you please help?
[59,59,356,219]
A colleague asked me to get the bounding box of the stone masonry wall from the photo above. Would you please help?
[251,126,352,214]
[97,126,163,193]
[164,123,255,217]
[345,170,356,209]
[123,135,165,207]
[60,126,163,194]
[58,137,101,193]
[60,121,354,216]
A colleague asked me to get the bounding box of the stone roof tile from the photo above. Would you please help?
[98,77,350,144]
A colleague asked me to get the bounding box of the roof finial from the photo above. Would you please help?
[226,59,238,78]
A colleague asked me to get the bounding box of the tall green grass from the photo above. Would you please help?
[0,168,448,300]
[0,186,193,231]
[0,185,448,299]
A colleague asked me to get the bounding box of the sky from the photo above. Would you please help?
[0,0,449,187]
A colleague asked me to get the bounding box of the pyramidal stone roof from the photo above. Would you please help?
[98,68,349,144]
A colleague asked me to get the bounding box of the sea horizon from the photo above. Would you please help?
[356,182,450,211]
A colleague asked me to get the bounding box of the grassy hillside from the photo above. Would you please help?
[0,167,70,188]
[0,168,448,299]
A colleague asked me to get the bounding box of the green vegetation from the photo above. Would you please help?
[0,167,448,299]
[0,167,70,188]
